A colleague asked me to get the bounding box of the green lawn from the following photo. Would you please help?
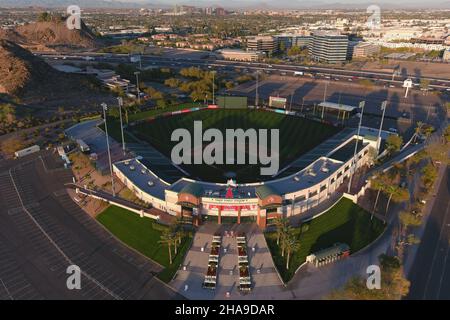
[96,205,192,283]
[132,108,340,182]
[265,198,386,283]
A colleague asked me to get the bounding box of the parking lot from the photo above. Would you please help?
[0,152,182,300]
[230,75,446,133]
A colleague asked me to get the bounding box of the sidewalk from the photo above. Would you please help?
[403,164,448,276]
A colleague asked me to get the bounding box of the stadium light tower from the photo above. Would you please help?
[347,101,365,194]
[117,97,126,156]
[376,101,388,151]
[211,71,216,105]
[255,71,260,107]
[101,103,116,197]
[134,71,141,104]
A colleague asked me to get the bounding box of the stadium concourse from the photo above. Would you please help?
[105,107,391,229]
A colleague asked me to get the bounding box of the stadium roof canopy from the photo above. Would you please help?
[179,182,204,198]
[255,185,280,200]
[318,102,357,112]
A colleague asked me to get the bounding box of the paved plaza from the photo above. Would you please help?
[170,223,287,300]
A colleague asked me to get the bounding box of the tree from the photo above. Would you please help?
[284,232,300,270]
[0,103,17,125]
[420,79,430,92]
[413,121,423,143]
[425,140,449,165]
[399,211,422,228]
[164,78,181,88]
[370,172,390,212]
[38,11,52,22]
[444,125,450,144]
[384,185,409,215]
[159,230,175,265]
[421,163,438,188]
[1,136,27,156]
[273,217,289,246]
[386,134,403,154]
[329,254,410,300]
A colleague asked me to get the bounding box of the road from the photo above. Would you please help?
[38,51,450,88]
[407,166,450,300]
[0,151,182,300]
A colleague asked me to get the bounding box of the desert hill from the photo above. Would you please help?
[0,39,112,108]
[0,18,101,52]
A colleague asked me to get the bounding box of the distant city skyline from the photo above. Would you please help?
[1,0,449,9]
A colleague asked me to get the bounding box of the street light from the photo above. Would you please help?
[101,103,115,197]
[347,101,365,194]
[117,97,126,156]
[134,71,141,104]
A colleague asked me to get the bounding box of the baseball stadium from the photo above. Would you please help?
[110,98,381,229]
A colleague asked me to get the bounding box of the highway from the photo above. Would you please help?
[38,51,450,91]
[407,166,450,300]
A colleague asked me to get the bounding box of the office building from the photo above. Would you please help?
[215,49,264,62]
[246,36,276,55]
[352,42,380,58]
[309,31,349,63]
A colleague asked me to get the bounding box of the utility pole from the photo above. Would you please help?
[101,103,115,197]
[377,101,387,151]
[289,94,294,111]
[347,101,365,194]
[301,98,305,114]
[323,80,329,102]
[117,97,126,156]
[134,71,141,104]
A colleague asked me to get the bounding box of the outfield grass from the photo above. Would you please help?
[96,205,192,283]
[132,108,340,182]
[128,103,206,122]
[265,198,386,282]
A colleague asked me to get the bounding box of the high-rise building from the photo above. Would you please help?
[215,7,226,16]
[309,31,349,63]
[205,7,213,15]
[246,36,276,56]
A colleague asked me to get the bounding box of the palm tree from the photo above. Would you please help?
[280,225,293,257]
[371,174,388,212]
[413,121,424,143]
[284,233,301,270]
[159,230,175,265]
[384,185,409,216]
[273,217,289,246]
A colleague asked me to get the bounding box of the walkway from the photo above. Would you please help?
[170,223,286,300]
